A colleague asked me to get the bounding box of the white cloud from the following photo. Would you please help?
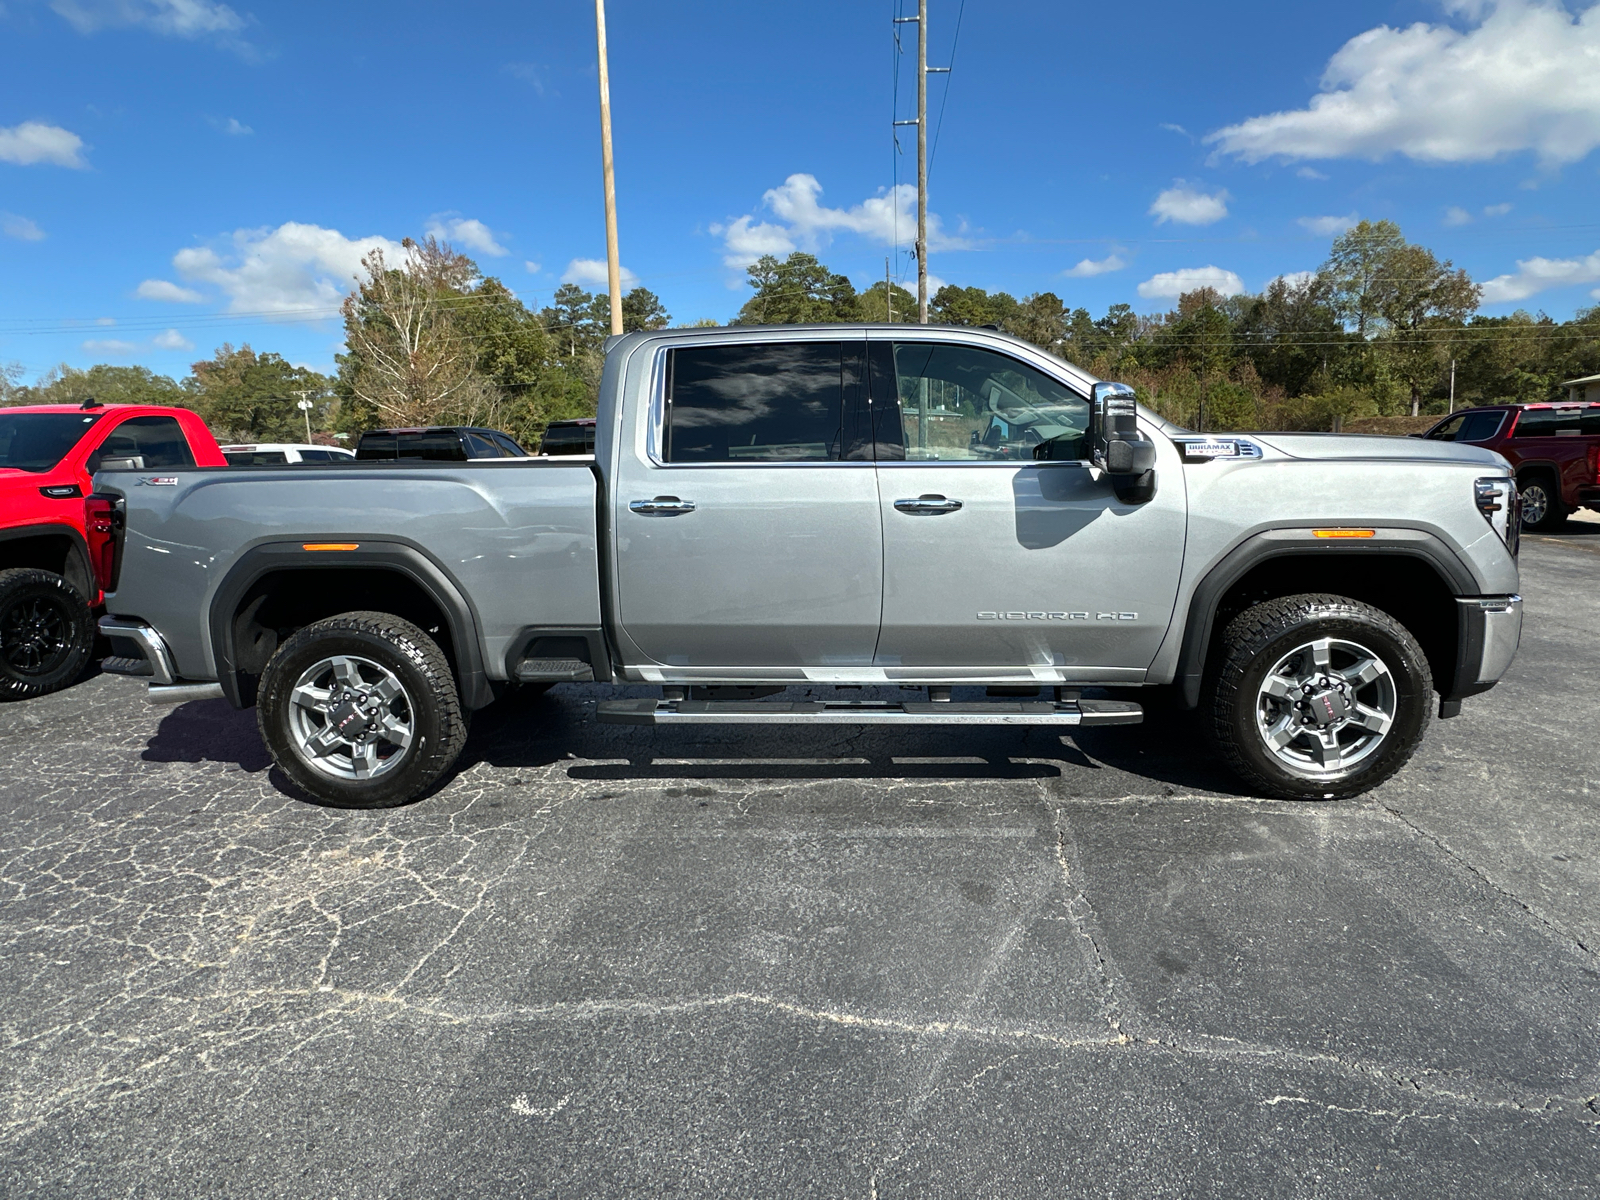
[1484,202,1514,216]
[152,328,193,350]
[1149,183,1229,226]
[503,63,550,96]
[1063,253,1127,278]
[1481,249,1600,303]
[223,117,251,136]
[136,278,205,303]
[1137,266,1247,300]
[95,317,116,326]
[424,214,508,257]
[1207,0,1600,166]
[1159,122,1190,138]
[1444,206,1474,226]
[2,212,45,241]
[51,0,244,38]
[82,338,138,355]
[561,258,640,289]
[524,260,540,274]
[715,173,971,270]
[172,222,406,314]
[1268,270,1318,291]
[1297,166,1330,180]
[0,121,87,168]
[1298,212,1359,236]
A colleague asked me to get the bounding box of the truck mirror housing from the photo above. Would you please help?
[1090,382,1157,503]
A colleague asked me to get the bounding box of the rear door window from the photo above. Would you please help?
[463,432,502,458]
[225,450,289,465]
[395,432,467,461]
[665,342,848,463]
[492,432,530,456]
[90,416,196,471]
[1512,409,1575,438]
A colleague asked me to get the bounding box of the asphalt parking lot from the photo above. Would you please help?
[3,526,1598,1199]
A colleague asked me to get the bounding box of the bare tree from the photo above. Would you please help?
[340,237,492,427]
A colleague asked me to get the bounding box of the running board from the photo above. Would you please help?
[595,697,1143,727]
[514,657,595,682]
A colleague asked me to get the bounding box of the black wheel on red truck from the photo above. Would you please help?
[1517,470,1567,532]
[0,568,96,701]
[256,611,470,808]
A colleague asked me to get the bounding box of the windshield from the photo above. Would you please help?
[0,412,101,473]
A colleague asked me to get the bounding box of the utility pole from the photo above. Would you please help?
[293,390,314,442]
[1448,358,1456,414]
[595,0,623,337]
[916,0,928,324]
[885,256,894,322]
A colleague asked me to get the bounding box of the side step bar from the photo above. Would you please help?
[595,697,1143,727]
[514,657,595,683]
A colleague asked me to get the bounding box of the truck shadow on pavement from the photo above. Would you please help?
[140,684,1253,800]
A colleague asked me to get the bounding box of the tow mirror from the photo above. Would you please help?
[1089,382,1157,503]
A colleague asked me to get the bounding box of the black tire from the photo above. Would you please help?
[1518,472,1567,532]
[256,611,469,808]
[0,568,96,701]
[1204,593,1432,801]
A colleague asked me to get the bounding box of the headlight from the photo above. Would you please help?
[1475,476,1520,557]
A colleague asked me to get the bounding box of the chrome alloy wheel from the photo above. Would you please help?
[1520,482,1549,527]
[1254,637,1397,780]
[286,654,415,781]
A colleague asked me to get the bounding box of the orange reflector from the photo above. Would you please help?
[1312,529,1375,539]
[302,542,359,551]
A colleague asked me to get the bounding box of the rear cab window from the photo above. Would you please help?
[664,342,855,463]
[1514,408,1583,438]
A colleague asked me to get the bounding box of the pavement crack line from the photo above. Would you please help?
[1372,798,1597,961]
[1050,802,1131,1039]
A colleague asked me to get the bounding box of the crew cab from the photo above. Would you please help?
[89,325,1523,807]
[1419,402,1600,531]
[0,400,225,698]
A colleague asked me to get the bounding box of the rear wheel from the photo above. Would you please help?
[0,568,95,701]
[1205,594,1432,800]
[257,611,469,808]
[1519,472,1567,532]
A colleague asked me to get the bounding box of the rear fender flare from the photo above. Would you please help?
[208,541,491,710]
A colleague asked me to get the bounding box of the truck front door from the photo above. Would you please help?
[868,338,1187,682]
[611,337,883,674]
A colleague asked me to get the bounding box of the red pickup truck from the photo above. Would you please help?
[0,400,225,698]
[1420,402,1600,531]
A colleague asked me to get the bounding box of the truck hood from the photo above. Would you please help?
[1246,431,1507,468]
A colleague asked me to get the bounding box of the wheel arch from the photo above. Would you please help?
[0,525,96,602]
[1174,531,1476,709]
[208,542,492,711]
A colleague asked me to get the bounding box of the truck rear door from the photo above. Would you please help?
[610,336,883,673]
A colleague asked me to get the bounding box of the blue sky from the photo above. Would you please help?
[4,0,1600,382]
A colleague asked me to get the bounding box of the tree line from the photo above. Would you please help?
[5,219,1598,439]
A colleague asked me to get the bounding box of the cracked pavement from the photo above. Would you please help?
[2,529,1598,1198]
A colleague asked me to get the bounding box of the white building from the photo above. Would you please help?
[1560,373,1600,403]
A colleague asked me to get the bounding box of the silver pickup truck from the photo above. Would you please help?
[91,324,1523,808]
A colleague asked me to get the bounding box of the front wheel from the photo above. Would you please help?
[1519,474,1566,532]
[257,611,469,808]
[0,568,95,701]
[1205,594,1432,801]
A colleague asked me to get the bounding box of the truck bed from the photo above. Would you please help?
[101,459,602,683]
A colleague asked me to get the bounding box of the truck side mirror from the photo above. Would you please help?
[1090,382,1157,503]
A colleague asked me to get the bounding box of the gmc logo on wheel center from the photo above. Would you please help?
[976,611,1138,621]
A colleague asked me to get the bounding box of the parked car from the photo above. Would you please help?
[539,418,596,456]
[354,427,529,461]
[94,324,1521,808]
[1419,402,1600,531]
[222,443,356,465]
[0,400,225,698]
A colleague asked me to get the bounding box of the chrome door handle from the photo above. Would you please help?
[894,494,962,515]
[630,496,696,515]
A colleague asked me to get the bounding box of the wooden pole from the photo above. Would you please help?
[595,0,623,337]
[916,0,928,324]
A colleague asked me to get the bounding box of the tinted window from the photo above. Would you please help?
[90,416,196,471]
[541,425,592,455]
[666,343,845,463]
[877,343,1089,461]
[1583,407,1600,436]
[224,450,289,465]
[1513,409,1574,438]
[463,432,502,458]
[295,448,331,462]
[1426,415,1464,441]
[1455,411,1505,442]
[492,432,530,456]
[0,413,101,472]
[396,432,468,461]
[355,433,396,460]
